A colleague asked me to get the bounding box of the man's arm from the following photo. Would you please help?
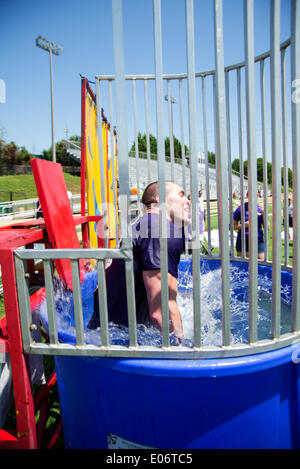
[142,269,183,337]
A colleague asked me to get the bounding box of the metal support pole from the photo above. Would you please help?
[213,0,231,346]
[36,36,63,164]
[244,0,258,343]
[153,0,170,347]
[270,0,282,339]
[112,0,137,347]
[291,0,300,331]
[185,0,201,347]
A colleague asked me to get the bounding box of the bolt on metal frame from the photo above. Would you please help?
[14,0,300,359]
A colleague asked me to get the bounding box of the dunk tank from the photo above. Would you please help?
[1,0,300,449]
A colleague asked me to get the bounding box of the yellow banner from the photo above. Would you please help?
[85,91,118,248]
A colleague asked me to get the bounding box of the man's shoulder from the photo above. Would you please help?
[132,212,160,241]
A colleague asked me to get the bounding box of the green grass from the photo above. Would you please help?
[0,298,4,319]
[0,173,81,202]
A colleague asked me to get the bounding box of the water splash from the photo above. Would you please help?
[177,264,292,346]
[39,262,292,349]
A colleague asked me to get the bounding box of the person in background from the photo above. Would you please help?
[288,194,293,228]
[198,190,205,234]
[233,191,265,260]
[232,191,239,212]
[36,199,43,219]
[89,180,190,340]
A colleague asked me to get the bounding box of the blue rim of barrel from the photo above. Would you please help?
[82,342,300,378]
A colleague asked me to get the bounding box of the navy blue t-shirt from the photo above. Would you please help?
[89,213,185,328]
[233,202,264,243]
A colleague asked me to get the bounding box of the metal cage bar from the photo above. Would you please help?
[260,59,269,262]
[112,0,137,347]
[226,71,234,257]
[270,0,282,339]
[201,76,212,254]
[291,0,300,332]
[281,49,289,267]
[236,67,246,259]
[185,0,201,347]
[71,260,85,345]
[213,0,231,346]
[14,255,33,353]
[43,259,58,344]
[167,79,175,181]
[97,259,109,347]
[12,0,300,361]
[132,79,142,209]
[244,0,258,343]
[153,0,170,347]
[143,79,152,185]
[178,79,186,195]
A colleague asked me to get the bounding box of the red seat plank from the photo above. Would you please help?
[31,159,85,290]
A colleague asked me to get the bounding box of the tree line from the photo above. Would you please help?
[0,129,292,189]
[232,157,293,188]
[0,135,81,175]
[130,132,218,166]
[130,132,189,159]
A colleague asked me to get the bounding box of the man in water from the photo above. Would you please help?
[88,181,190,338]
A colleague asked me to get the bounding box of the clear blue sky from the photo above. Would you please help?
[0,0,292,163]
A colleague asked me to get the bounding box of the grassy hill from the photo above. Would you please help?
[0,173,81,202]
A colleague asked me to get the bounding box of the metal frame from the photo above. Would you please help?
[13,0,300,361]
[14,247,300,359]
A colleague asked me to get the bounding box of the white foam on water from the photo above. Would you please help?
[177,265,292,346]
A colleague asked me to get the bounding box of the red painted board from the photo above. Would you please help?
[31,159,85,289]
[0,430,18,449]
[0,229,44,249]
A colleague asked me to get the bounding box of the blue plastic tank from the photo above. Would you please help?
[52,259,300,449]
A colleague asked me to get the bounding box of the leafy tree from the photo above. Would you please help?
[208,151,215,165]
[130,132,188,159]
[164,136,189,159]
[281,167,293,189]
[233,158,273,185]
[69,134,81,144]
[288,168,293,188]
[0,140,35,174]
[42,135,81,166]
[256,158,263,182]
[3,142,19,167]
[232,158,241,173]
[18,146,32,164]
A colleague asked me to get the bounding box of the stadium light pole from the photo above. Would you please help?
[165,94,176,143]
[165,94,176,179]
[36,36,63,163]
